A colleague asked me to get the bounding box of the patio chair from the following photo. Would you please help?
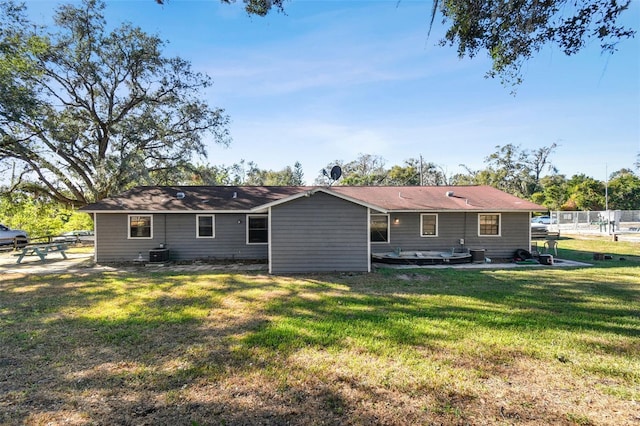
[544,239,558,256]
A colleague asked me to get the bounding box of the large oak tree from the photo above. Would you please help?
[173,0,636,88]
[0,0,230,206]
[430,0,635,87]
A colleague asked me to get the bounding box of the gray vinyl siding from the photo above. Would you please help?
[94,213,267,262]
[376,212,530,259]
[270,192,369,273]
[94,208,531,265]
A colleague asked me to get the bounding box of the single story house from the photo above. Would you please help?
[80,185,546,273]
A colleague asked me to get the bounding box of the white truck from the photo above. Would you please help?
[0,224,29,248]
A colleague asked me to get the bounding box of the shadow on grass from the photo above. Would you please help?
[0,272,379,424]
[551,236,640,266]
[0,261,638,425]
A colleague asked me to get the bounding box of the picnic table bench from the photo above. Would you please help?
[14,243,68,264]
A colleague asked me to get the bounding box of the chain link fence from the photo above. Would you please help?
[549,211,640,236]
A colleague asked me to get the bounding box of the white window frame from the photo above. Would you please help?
[420,213,439,237]
[370,214,390,244]
[128,214,153,239]
[478,213,501,237]
[246,214,268,245]
[196,214,215,238]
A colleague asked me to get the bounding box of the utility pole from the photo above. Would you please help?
[605,164,609,211]
[605,164,610,234]
[419,154,424,186]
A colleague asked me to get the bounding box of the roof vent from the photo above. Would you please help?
[232,191,238,199]
[446,191,454,197]
[176,192,185,199]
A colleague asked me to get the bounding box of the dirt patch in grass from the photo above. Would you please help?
[395,273,432,282]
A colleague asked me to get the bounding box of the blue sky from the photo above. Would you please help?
[29,0,640,184]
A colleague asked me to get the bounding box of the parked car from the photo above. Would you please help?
[531,222,548,231]
[53,230,94,244]
[531,215,551,225]
[0,224,29,247]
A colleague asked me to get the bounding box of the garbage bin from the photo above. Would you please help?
[470,249,485,263]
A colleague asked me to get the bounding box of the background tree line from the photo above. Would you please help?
[4,142,639,239]
[312,145,640,212]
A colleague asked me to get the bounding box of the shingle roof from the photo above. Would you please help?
[80,186,314,212]
[80,185,545,213]
[329,186,545,211]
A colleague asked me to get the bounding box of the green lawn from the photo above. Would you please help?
[1,237,638,425]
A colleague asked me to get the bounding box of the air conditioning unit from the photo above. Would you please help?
[149,248,170,263]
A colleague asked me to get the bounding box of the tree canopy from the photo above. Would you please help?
[0,0,230,206]
[307,143,639,212]
[316,154,450,187]
[143,159,305,186]
[0,190,93,238]
[174,0,636,88]
[430,0,636,87]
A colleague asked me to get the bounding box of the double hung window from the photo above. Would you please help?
[247,215,268,244]
[197,215,215,238]
[479,214,501,236]
[420,214,438,237]
[370,214,389,243]
[129,215,152,239]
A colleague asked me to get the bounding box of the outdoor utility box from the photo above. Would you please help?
[149,248,170,263]
[539,254,553,265]
[470,249,486,263]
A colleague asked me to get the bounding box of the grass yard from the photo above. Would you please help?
[1,237,638,425]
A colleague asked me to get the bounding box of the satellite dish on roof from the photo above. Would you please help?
[330,165,342,181]
[322,165,342,186]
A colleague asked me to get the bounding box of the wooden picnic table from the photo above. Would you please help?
[14,243,68,264]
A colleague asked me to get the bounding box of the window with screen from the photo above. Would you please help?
[479,214,501,236]
[421,214,438,237]
[370,214,389,243]
[197,215,215,238]
[129,215,152,239]
[247,215,268,244]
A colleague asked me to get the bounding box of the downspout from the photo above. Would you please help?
[367,208,371,273]
[268,207,272,274]
[93,213,98,263]
[464,212,468,245]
